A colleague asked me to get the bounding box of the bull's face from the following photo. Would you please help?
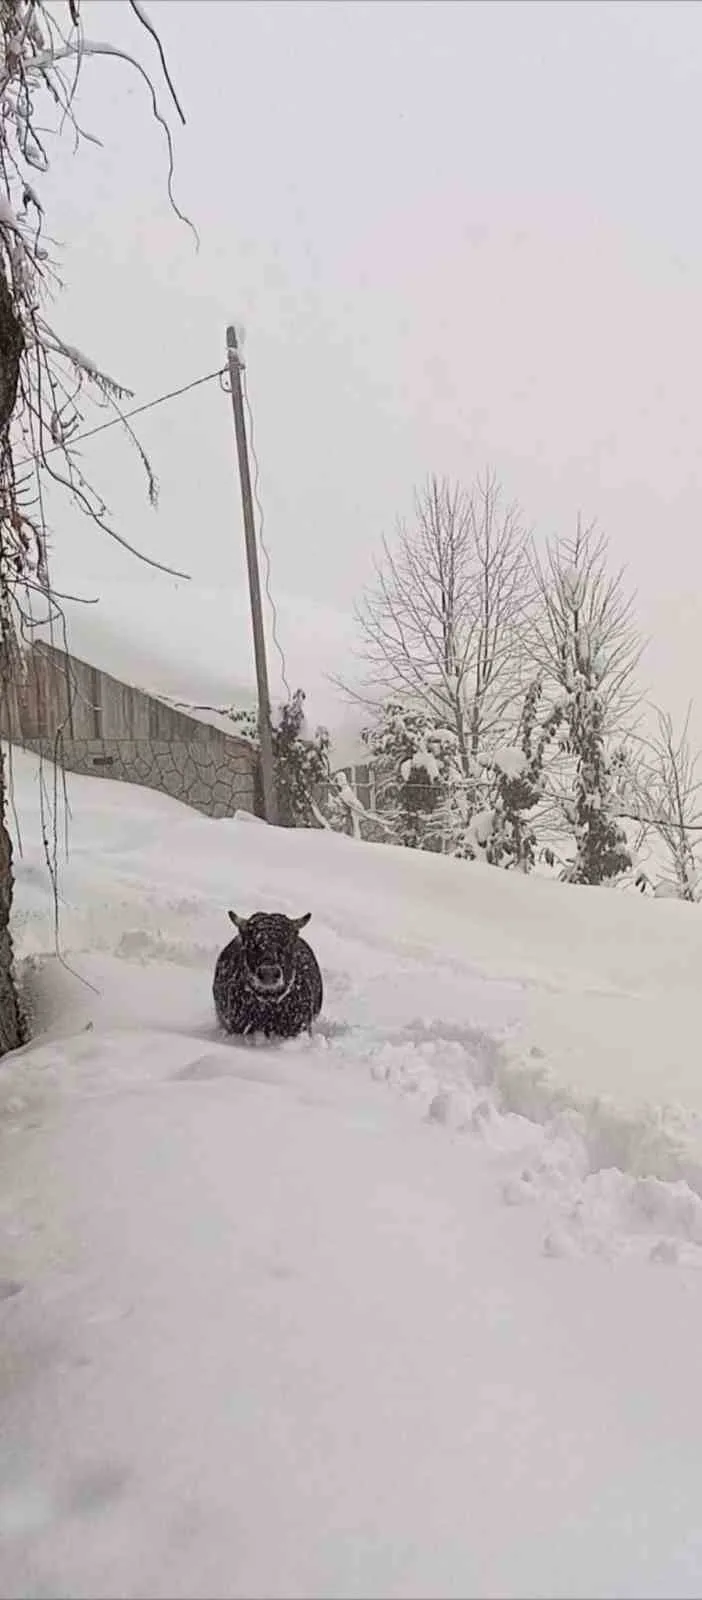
[228,910,311,999]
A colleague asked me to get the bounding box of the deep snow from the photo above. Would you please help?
[3,748,702,1596]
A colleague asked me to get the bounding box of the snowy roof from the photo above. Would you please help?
[31,580,367,760]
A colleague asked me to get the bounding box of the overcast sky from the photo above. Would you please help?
[39,0,702,737]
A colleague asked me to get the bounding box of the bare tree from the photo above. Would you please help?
[464,471,533,757]
[630,707,702,901]
[0,0,194,1053]
[352,470,531,776]
[529,520,643,884]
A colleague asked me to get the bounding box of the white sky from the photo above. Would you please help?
[37,0,702,742]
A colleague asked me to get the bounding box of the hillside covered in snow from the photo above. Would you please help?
[3,748,702,1596]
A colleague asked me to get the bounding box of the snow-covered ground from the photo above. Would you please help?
[4,747,702,1597]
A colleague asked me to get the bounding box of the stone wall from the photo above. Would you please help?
[0,641,260,821]
[20,736,256,820]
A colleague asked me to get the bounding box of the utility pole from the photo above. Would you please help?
[225,324,277,825]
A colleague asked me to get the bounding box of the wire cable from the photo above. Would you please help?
[17,365,226,468]
[18,352,295,702]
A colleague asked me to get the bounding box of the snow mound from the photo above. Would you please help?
[5,744,702,1265]
[5,748,702,1595]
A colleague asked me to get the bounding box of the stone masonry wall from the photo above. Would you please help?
[20,737,256,820]
[0,640,260,821]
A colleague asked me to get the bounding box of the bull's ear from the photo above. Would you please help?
[228,911,247,930]
[291,912,311,931]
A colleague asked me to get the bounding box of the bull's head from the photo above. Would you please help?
[228,910,312,999]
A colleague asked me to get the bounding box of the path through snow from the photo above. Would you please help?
[3,753,702,1595]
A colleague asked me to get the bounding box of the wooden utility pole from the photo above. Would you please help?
[225,324,277,825]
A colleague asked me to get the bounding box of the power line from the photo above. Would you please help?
[17,365,226,467]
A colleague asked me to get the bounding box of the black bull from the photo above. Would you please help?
[213,911,323,1040]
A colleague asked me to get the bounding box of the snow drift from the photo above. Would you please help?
[3,747,702,1596]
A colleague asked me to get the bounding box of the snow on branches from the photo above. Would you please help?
[355,508,647,886]
[529,520,640,885]
[0,0,196,672]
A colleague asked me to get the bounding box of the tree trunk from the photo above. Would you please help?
[0,269,26,1055]
[0,749,26,1054]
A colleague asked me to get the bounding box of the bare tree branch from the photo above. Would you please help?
[127,0,186,127]
[526,519,643,883]
[32,38,198,245]
[0,0,197,1047]
[626,705,702,898]
[351,472,531,776]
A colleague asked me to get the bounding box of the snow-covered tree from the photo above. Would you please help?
[271,690,331,830]
[325,769,393,843]
[461,679,565,872]
[363,675,569,871]
[629,707,702,902]
[0,0,193,1053]
[351,472,531,804]
[529,521,641,886]
[362,699,462,850]
[231,690,332,830]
